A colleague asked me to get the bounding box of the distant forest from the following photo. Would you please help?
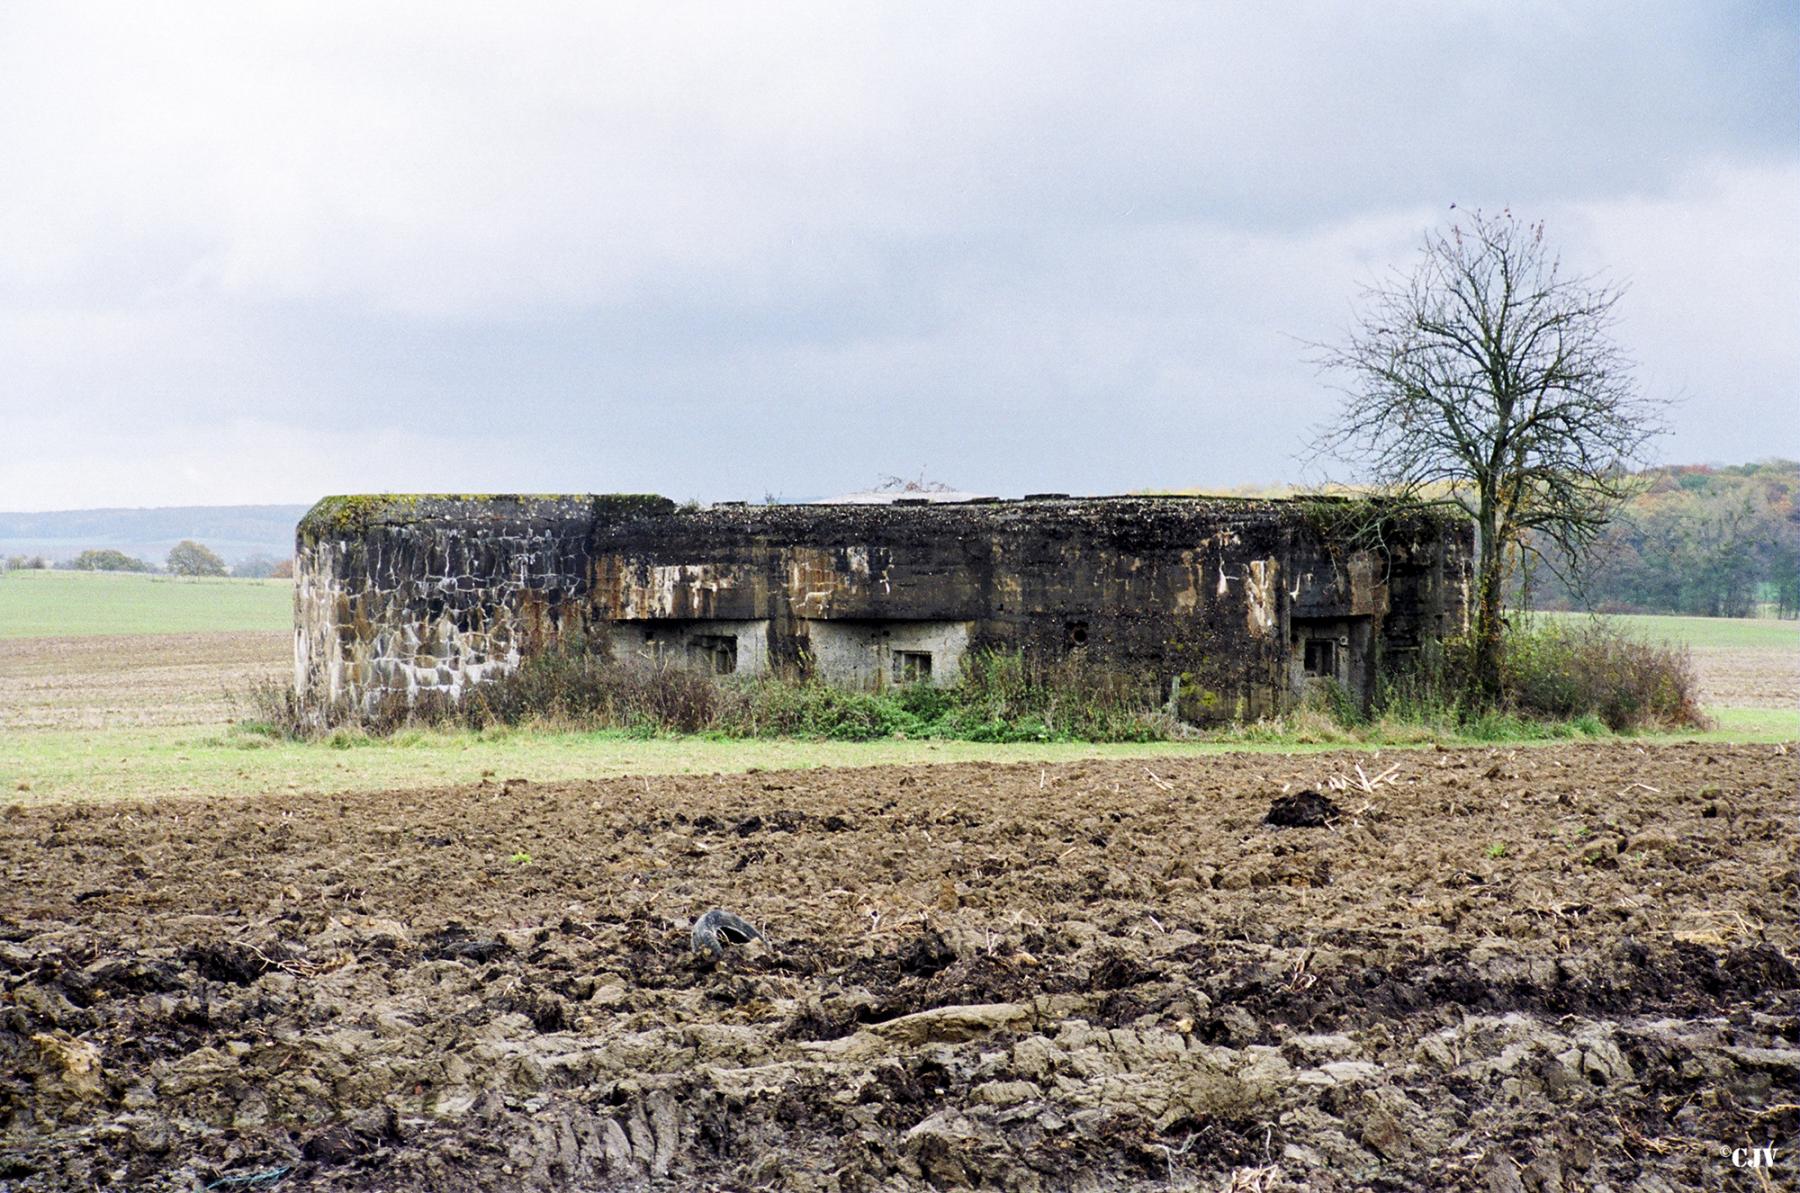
[0,505,309,571]
[1168,461,1799,620]
[1530,459,1799,618]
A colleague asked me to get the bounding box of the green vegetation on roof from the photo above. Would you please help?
[297,493,674,544]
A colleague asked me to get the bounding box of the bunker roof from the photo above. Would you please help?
[296,491,1462,550]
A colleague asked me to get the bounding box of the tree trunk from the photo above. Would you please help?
[1472,510,1505,703]
[1474,560,1505,701]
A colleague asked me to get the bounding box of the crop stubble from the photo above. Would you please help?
[0,633,288,731]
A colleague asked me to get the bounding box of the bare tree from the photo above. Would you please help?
[1309,208,1665,698]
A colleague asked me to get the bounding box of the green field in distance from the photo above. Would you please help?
[0,569,292,638]
[1537,610,1798,651]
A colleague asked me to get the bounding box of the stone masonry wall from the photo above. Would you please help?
[294,494,1473,723]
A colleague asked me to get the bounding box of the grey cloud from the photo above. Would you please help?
[0,3,1794,509]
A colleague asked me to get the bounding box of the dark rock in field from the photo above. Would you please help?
[494,985,572,1032]
[433,939,509,963]
[60,956,186,1007]
[1090,948,1156,991]
[723,808,809,837]
[302,1108,401,1158]
[302,1107,400,1164]
[1265,790,1341,828]
[424,925,510,963]
[898,930,956,979]
[303,1123,365,1164]
[184,941,273,986]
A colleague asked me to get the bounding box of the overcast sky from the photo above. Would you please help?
[1,3,1794,510]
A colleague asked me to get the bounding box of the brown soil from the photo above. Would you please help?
[0,633,288,730]
[1691,645,1800,710]
[2,743,1795,1190]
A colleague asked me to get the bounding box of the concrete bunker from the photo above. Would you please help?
[801,619,974,690]
[1290,615,1375,705]
[294,493,1472,723]
[607,619,772,677]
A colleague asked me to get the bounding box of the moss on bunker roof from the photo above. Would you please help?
[297,493,675,543]
[295,491,1458,546]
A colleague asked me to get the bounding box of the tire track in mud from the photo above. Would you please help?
[1,742,1795,1190]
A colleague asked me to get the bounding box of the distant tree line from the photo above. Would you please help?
[71,548,151,572]
[3,542,293,579]
[1529,459,1800,618]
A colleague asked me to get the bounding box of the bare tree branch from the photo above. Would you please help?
[1303,208,1667,697]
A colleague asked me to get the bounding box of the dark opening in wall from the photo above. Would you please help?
[687,635,738,674]
[1065,620,1089,648]
[893,650,933,684]
[1303,638,1337,678]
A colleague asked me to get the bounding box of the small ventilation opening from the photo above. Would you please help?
[687,635,738,675]
[1303,639,1337,678]
[893,650,933,684]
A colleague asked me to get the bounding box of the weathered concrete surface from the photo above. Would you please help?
[294,494,1472,721]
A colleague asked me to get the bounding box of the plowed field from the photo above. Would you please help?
[3,743,1795,1190]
